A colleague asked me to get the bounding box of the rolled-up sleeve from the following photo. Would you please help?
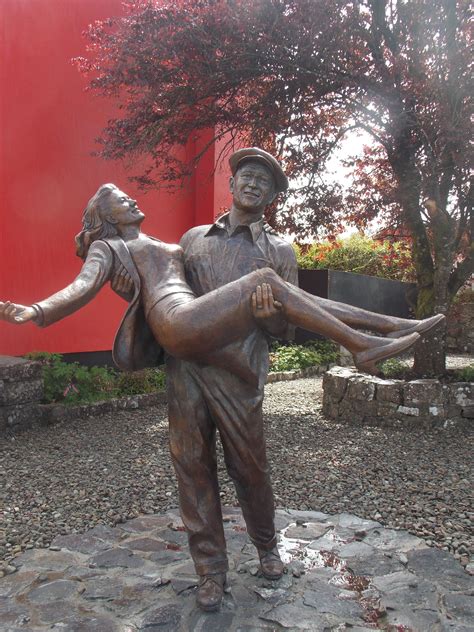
[276,242,299,340]
[34,241,113,327]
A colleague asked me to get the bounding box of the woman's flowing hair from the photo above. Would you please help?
[75,183,119,259]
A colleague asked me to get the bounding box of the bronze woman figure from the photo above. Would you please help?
[0,184,443,378]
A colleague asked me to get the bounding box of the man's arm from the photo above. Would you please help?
[252,239,299,339]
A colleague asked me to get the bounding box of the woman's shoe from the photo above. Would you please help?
[387,314,445,339]
[354,332,420,375]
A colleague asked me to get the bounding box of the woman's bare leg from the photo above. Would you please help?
[309,296,444,338]
[134,251,420,373]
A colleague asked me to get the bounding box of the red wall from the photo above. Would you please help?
[0,0,226,357]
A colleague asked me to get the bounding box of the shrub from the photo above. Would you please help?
[24,352,166,404]
[379,358,406,378]
[454,365,474,382]
[116,368,167,395]
[294,234,415,282]
[269,341,339,372]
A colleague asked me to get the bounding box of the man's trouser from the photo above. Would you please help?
[166,356,277,575]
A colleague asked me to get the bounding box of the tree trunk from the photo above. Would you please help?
[388,121,451,376]
[413,317,447,377]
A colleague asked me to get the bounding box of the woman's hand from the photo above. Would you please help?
[0,301,37,324]
[251,283,287,337]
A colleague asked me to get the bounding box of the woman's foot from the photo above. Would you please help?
[387,314,445,339]
[354,332,420,375]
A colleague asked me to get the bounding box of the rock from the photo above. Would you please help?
[124,537,167,553]
[50,533,109,555]
[27,579,81,603]
[346,376,376,402]
[404,379,444,406]
[362,528,426,553]
[260,599,332,630]
[442,592,474,624]
[303,577,365,624]
[82,577,124,601]
[140,604,182,631]
[88,548,145,569]
[285,522,329,540]
[407,548,473,591]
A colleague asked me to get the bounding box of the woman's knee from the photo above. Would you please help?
[245,267,279,288]
[260,267,279,282]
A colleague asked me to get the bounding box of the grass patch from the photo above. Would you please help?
[454,364,474,382]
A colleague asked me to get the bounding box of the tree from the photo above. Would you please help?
[76,0,472,375]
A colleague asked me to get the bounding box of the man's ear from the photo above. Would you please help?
[229,176,235,193]
[267,189,277,206]
[106,214,118,225]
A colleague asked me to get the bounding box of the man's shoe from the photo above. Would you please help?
[196,573,226,612]
[258,546,284,580]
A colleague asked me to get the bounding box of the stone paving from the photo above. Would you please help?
[1,508,472,631]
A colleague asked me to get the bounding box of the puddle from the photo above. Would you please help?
[280,523,382,628]
[279,522,346,571]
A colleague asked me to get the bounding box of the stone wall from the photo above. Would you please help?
[266,364,335,383]
[323,367,473,428]
[446,297,474,353]
[0,356,44,432]
[0,355,166,434]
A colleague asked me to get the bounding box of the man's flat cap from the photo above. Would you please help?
[229,147,289,193]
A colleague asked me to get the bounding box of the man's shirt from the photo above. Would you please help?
[179,212,298,387]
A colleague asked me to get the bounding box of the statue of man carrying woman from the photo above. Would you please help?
[0,147,443,611]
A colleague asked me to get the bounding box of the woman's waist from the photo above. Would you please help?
[146,283,196,316]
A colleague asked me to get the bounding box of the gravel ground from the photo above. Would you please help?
[1,376,472,570]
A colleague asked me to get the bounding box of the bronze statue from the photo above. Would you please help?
[0,148,443,611]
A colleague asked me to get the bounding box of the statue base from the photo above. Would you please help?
[3,507,472,630]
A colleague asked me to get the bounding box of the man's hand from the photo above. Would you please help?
[111,264,134,301]
[0,301,36,324]
[251,283,288,337]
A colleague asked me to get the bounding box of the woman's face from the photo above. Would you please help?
[105,188,145,226]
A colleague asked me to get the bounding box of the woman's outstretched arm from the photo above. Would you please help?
[0,241,114,327]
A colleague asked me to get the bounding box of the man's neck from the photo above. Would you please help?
[228,206,264,229]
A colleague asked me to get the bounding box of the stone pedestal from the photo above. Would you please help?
[2,507,472,631]
[0,356,43,431]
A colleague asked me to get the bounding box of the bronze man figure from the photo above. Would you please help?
[0,148,443,611]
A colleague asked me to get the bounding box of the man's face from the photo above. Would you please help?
[230,161,276,216]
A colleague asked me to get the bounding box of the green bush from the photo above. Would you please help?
[24,352,166,404]
[379,357,406,378]
[294,234,415,282]
[454,365,474,382]
[269,341,339,372]
[116,368,167,395]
